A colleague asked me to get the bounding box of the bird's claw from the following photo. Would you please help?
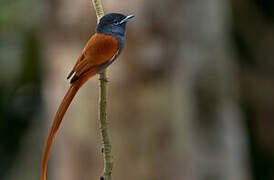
[99,76,109,82]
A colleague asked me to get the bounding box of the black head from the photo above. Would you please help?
[96,13,134,37]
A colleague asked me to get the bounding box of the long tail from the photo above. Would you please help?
[41,70,96,180]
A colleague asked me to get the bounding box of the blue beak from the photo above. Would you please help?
[119,14,135,24]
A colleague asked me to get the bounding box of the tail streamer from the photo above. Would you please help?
[41,70,96,180]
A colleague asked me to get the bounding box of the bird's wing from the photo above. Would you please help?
[67,33,119,82]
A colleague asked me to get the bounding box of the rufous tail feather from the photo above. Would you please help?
[41,70,96,180]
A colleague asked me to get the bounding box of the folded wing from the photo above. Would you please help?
[68,33,119,83]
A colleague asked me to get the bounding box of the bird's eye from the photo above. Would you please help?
[113,20,120,25]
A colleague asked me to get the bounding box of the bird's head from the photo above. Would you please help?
[96,13,134,37]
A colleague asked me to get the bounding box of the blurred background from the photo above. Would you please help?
[1,0,274,180]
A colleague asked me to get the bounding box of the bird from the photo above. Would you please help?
[40,13,134,180]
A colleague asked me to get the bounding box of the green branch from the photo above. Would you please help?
[91,0,113,180]
[98,71,113,180]
[92,0,104,22]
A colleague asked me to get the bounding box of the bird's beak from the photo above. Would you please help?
[120,14,135,24]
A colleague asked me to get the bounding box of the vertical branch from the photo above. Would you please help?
[98,71,113,180]
[90,0,113,180]
[91,0,104,22]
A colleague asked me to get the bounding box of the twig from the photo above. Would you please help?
[91,0,113,180]
[92,0,104,22]
[98,71,113,180]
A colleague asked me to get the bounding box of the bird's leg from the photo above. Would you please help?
[99,72,109,82]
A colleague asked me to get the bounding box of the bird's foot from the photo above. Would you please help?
[99,76,109,82]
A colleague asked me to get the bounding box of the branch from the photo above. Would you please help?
[90,1,113,180]
[98,71,113,180]
[92,0,104,22]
